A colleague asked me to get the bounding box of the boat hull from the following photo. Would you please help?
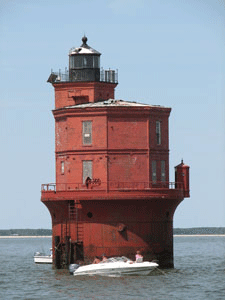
[34,256,52,264]
[73,261,158,276]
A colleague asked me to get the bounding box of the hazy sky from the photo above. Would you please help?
[0,0,224,229]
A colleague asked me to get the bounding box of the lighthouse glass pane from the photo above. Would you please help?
[71,56,82,68]
[83,161,92,183]
[69,56,74,68]
[161,160,166,182]
[70,55,100,69]
[156,121,161,145]
[93,56,100,68]
[77,56,83,68]
[70,56,81,68]
[82,121,92,145]
[85,56,93,68]
[152,160,157,183]
[83,56,87,67]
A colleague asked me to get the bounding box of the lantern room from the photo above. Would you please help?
[69,36,101,82]
[47,36,118,107]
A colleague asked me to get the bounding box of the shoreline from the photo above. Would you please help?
[174,234,225,237]
[0,236,52,239]
[0,234,225,239]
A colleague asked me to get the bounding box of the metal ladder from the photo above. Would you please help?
[69,200,84,243]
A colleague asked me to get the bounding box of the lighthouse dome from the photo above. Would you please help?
[69,36,101,55]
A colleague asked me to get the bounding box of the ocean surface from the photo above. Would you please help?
[0,236,224,300]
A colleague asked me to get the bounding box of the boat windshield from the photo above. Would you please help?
[100,256,132,263]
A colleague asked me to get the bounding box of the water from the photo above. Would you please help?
[0,236,224,300]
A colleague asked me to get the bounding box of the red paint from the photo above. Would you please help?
[175,160,190,198]
[54,81,117,109]
[41,38,190,268]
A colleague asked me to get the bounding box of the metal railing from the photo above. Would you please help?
[48,68,69,82]
[41,181,183,192]
[100,68,118,83]
[48,68,118,84]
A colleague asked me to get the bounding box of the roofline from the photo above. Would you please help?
[52,102,172,118]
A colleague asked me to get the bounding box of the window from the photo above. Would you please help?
[70,55,99,69]
[152,160,157,183]
[93,56,100,68]
[61,161,65,174]
[82,121,92,145]
[83,161,92,184]
[161,160,166,182]
[156,121,161,145]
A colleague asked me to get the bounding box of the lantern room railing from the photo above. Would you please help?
[48,68,118,84]
[41,181,183,192]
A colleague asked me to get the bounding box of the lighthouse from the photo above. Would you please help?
[41,36,190,268]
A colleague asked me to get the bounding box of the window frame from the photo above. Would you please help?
[82,160,93,184]
[161,160,166,182]
[82,121,92,145]
[156,121,161,145]
[152,160,157,183]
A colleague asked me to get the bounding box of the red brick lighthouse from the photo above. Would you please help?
[41,36,190,268]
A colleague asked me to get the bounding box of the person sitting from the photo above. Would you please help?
[85,177,91,189]
[135,250,143,263]
[92,256,101,264]
[101,254,108,262]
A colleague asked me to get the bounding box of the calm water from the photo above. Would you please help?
[0,236,224,300]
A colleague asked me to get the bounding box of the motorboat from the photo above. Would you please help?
[34,249,52,264]
[72,256,158,276]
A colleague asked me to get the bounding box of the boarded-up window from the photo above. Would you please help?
[161,160,166,182]
[83,161,92,183]
[82,121,92,145]
[156,121,161,145]
[152,160,157,183]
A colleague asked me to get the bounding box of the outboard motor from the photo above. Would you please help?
[69,264,80,275]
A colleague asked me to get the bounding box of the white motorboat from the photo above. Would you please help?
[34,249,52,264]
[73,256,158,276]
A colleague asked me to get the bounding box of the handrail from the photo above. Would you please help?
[41,181,184,192]
[48,68,118,84]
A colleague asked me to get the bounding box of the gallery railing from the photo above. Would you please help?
[41,181,183,192]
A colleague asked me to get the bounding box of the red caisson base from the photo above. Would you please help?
[42,185,186,268]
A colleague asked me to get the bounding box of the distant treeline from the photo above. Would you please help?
[173,227,225,235]
[0,229,52,236]
[0,227,225,236]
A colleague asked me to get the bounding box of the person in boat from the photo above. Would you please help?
[101,254,108,262]
[92,256,101,264]
[135,250,143,262]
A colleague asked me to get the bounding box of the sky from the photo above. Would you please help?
[0,0,224,229]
